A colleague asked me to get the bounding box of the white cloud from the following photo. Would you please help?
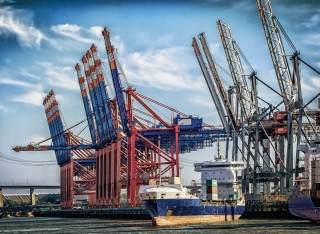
[301,79,317,93]
[0,104,10,113]
[50,24,105,51]
[89,26,103,37]
[51,24,91,44]
[20,69,40,81]
[135,32,174,48]
[0,6,46,48]
[302,13,320,28]
[303,33,320,46]
[189,95,215,108]
[38,62,78,91]
[0,77,34,88]
[11,91,46,106]
[123,46,205,90]
[310,76,320,89]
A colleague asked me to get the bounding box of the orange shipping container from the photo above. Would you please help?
[206,186,218,194]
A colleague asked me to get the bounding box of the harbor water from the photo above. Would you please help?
[0,218,319,233]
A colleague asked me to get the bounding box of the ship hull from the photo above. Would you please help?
[144,198,245,226]
[288,195,320,222]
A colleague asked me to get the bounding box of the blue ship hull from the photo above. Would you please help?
[144,198,245,226]
[288,195,320,222]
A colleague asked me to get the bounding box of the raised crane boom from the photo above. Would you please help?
[197,32,237,131]
[256,0,294,111]
[75,63,97,145]
[217,20,253,124]
[192,37,230,132]
[102,27,130,135]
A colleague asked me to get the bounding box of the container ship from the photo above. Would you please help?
[288,140,320,222]
[139,156,245,226]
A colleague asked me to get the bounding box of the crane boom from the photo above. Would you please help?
[198,32,237,130]
[75,63,97,145]
[90,44,117,142]
[192,37,230,132]
[256,0,294,111]
[217,20,253,123]
[102,27,129,134]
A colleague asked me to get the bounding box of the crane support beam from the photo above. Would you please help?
[13,144,100,152]
[129,89,171,128]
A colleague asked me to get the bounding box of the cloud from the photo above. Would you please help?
[20,69,40,81]
[302,13,320,28]
[38,62,79,91]
[123,46,205,90]
[0,104,10,113]
[0,77,35,88]
[301,79,317,93]
[189,95,215,108]
[302,32,320,46]
[49,24,105,51]
[11,91,46,106]
[89,26,103,37]
[310,76,320,89]
[0,6,46,48]
[51,24,92,44]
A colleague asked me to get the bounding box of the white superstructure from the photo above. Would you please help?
[138,177,197,200]
[298,136,320,190]
[194,156,244,200]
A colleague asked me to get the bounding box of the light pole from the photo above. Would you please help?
[179,166,184,178]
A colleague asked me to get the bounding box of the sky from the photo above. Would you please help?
[0,0,320,192]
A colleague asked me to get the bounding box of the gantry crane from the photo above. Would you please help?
[192,35,238,162]
[13,27,228,208]
[256,0,300,192]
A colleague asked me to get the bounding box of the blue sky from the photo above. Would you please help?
[0,0,320,189]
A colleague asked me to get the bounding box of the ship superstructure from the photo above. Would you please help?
[194,156,244,201]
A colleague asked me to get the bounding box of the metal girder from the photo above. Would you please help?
[191,36,230,132]
[256,0,294,111]
[197,33,237,131]
[217,20,253,123]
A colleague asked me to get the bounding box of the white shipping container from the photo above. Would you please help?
[178,119,192,126]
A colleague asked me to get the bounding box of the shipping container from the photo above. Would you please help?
[274,127,288,135]
[206,186,218,194]
[206,179,218,187]
[207,194,218,201]
[312,175,320,184]
[168,177,181,185]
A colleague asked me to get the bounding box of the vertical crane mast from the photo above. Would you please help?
[256,0,295,192]
[217,20,253,123]
[256,0,294,111]
[86,51,110,144]
[102,28,129,135]
[75,64,97,145]
[43,91,69,165]
[90,44,117,142]
[192,37,230,133]
[82,55,105,144]
[197,33,237,130]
